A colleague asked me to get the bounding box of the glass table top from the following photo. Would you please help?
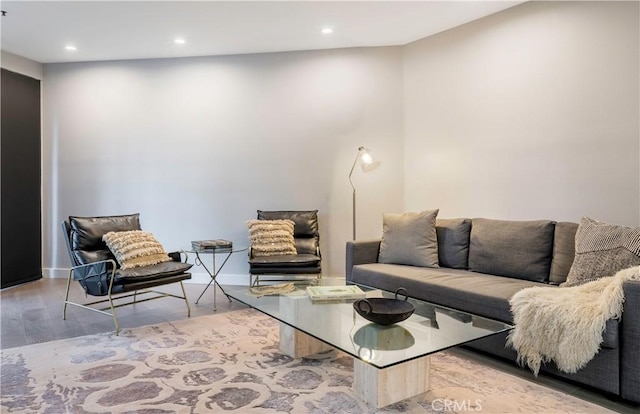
[224,282,513,369]
[185,246,248,254]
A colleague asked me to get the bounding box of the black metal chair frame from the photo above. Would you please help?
[249,246,322,287]
[62,221,191,335]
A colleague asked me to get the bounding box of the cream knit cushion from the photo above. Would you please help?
[247,219,297,257]
[562,217,640,287]
[102,230,172,269]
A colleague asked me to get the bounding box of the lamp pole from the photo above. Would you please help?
[348,147,365,240]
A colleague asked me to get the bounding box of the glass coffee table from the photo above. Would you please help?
[224,283,512,408]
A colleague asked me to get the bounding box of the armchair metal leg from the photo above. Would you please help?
[63,268,73,320]
[180,281,191,317]
[107,273,120,335]
[107,292,120,335]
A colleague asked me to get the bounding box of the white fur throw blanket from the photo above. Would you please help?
[507,266,640,375]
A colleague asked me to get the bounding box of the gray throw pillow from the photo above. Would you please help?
[436,218,471,269]
[549,222,579,285]
[468,218,555,283]
[378,210,439,268]
[562,217,640,287]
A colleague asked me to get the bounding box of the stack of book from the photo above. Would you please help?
[306,285,366,302]
[191,239,233,251]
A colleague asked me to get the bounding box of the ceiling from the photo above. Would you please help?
[1,1,524,64]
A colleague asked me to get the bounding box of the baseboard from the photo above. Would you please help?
[44,268,68,278]
[43,268,249,286]
[187,272,248,286]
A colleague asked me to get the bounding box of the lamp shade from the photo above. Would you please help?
[358,147,380,173]
[359,147,373,168]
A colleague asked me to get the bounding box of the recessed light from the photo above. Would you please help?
[65,45,77,51]
[174,38,186,45]
[321,28,333,35]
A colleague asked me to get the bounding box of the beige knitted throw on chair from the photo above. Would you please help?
[507,266,640,375]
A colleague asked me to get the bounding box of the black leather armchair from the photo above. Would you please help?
[248,210,322,286]
[62,214,192,334]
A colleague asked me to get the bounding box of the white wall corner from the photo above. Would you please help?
[1,50,43,80]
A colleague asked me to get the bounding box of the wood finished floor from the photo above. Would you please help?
[1,277,638,413]
[0,277,245,349]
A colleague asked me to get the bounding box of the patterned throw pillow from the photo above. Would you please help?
[247,219,297,257]
[102,230,172,269]
[562,217,640,287]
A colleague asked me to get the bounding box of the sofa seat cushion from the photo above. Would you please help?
[351,263,620,348]
[351,263,545,323]
[114,261,193,282]
[250,254,320,267]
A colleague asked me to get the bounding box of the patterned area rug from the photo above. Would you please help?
[1,308,610,413]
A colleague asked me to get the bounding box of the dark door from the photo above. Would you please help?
[1,68,42,288]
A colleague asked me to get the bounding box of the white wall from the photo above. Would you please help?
[42,1,640,283]
[1,50,43,79]
[404,1,640,226]
[42,47,405,281]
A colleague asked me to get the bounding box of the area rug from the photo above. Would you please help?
[1,309,611,413]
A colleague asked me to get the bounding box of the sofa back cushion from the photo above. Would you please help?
[436,218,471,269]
[549,221,579,285]
[68,214,141,265]
[468,218,555,283]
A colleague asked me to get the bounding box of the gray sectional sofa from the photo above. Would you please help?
[346,218,640,404]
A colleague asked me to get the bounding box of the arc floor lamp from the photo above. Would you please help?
[348,146,375,240]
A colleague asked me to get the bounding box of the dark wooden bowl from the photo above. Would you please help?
[353,288,415,325]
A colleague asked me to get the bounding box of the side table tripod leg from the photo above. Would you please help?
[195,279,213,304]
[211,251,235,309]
[194,251,214,305]
[212,254,218,311]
